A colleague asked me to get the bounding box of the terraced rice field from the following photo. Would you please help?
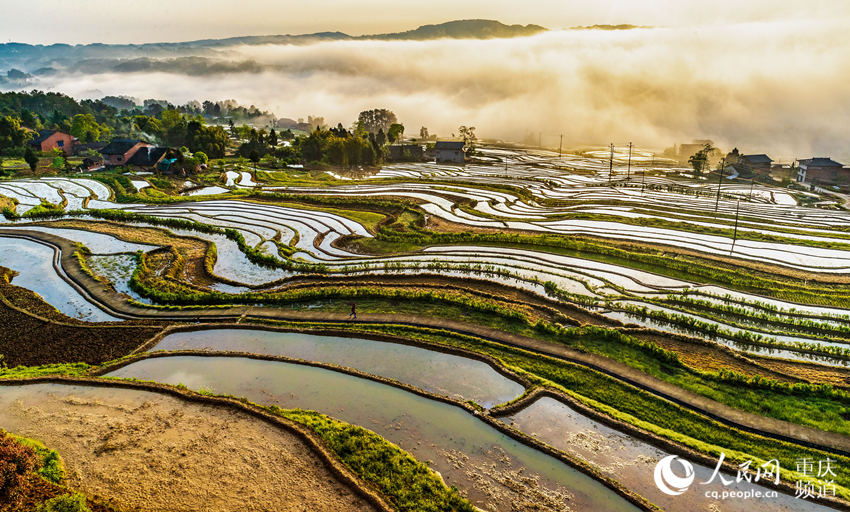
[2,144,849,511]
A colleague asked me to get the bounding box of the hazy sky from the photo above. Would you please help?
[2,0,849,44]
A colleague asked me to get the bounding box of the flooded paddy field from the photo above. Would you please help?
[106,355,640,512]
[149,328,526,408]
[505,396,833,512]
[0,236,119,321]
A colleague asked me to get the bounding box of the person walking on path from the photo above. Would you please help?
[348,302,357,320]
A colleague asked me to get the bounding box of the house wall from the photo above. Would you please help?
[798,165,849,186]
[103,142,149,166]
[750,162,771,175]
[435,149,464,163]
[39,132,75,155]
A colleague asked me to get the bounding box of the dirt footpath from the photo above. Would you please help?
[0,383,377,512]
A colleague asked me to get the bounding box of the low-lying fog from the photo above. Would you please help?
[11,20,850,160]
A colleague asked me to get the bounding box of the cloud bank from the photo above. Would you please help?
[13,20,850,161]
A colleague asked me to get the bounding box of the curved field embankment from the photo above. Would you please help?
[0,266,163,366]
[0,379,391,512]
[8,227,850,460]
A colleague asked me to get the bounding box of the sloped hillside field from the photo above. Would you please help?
[3,144,850,511]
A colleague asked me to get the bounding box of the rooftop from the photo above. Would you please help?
[127,146,168,166]
[100,138,146,155]
[742,154,772,164]
[799,157,844,167]
[434,141,465,150]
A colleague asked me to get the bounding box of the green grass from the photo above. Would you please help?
[0,363,92,379]
[9,432,65,484]
[35,493,91,512]
[272,407,474,512]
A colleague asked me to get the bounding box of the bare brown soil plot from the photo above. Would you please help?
[0,268,163,366]
[43,219,215,287]
[0,384,378,512]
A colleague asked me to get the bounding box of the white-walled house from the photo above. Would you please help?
[434,141,466,163]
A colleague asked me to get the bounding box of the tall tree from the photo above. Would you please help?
[688,143,714,177]
[24,146,38,171]
[69,113,102,143]
[388,123,404,144]
[357,109,397,134]
[0,116,30,152]
[458,125,477,145]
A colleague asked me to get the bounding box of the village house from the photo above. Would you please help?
[29,130,76,156]
[434,141,466,164]
[741,154,773,176]
[127,146,169,169]
[99,138,151,167]
[796,158,848,187]
[78,155,104,172]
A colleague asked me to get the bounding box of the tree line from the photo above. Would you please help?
[0,90,229,160]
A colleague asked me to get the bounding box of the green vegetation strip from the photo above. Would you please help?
[125,252,850,442]
[271,408,473,512]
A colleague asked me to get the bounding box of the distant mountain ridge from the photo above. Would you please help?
[0,20,547,75]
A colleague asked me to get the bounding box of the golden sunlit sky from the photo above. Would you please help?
[1,0,849,44]
[2,0,849,159]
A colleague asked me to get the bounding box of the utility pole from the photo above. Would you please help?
[558,134,563,157]
[626,141,632,181]
[748,173,756,201]
[538,132,542,148]
[608,143,614,185]
[730,199,741,253]
[714,157,726,212]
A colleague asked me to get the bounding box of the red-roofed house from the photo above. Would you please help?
[29,130,76,156]
[99,138,150,167]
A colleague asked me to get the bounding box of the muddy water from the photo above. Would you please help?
[149,329,525,408]
[505,397,833,512]
[0,236,119,321]
[106,356,640,512]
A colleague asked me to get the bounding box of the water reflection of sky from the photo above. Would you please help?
[0,236,119,321]
[507,397,833,512]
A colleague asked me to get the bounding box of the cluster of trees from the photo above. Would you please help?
[101,96,274,125]
[0,91,121,155]
[688,143,715,177]
[233,109,407,168]
[0,91,230,163]
[235,126,295,163]
[1,93,438,172]
[299,125,384,167]
[131,109,229,158]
